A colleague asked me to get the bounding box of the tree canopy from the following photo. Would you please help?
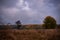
[43,16,57,29]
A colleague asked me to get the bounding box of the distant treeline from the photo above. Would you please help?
[0,16,60,29]
[0,24,60,29]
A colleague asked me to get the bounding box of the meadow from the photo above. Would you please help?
[0,29,60,40]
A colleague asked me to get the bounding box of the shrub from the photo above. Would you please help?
[16,20,22,29]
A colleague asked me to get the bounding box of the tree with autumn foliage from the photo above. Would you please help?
[43,16,57,29]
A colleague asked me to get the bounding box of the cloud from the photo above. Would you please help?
[48,0,60,24]
[22,1,30,11]
[0,0,18,8]
[0,0,60,24]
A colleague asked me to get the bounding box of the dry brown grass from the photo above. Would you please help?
[0,29,60,40]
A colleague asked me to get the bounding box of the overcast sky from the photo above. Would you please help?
[0,0,60,24]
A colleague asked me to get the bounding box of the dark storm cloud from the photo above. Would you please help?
[49,0,60,5]
[0,0,18,8]
[0,7,3,24]
[48,0,60,24]
[0,4,4,24]
[0,0,18,15]
[0,0,18,24]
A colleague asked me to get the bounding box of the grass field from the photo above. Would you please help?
[0,29,60,40]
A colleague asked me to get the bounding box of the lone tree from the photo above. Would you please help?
[16,20,22,29]
[43,16,57,29]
